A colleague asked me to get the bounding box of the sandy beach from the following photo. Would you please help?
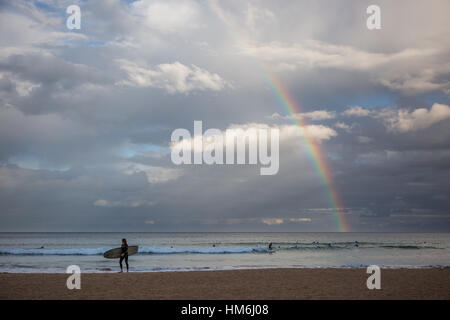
[1,268,449,300]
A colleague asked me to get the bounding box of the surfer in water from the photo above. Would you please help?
[119,238,129,273]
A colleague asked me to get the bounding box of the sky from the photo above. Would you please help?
[0,0,449,232]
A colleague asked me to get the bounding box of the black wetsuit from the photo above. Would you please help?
[120,244,128,270]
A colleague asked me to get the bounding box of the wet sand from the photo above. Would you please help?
[1,268,449,300]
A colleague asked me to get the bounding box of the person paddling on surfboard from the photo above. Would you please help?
[119,238,129,273]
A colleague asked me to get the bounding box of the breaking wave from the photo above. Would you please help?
[0,246,270,256]
[0,242,440,256]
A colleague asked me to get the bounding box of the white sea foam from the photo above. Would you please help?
[0,233,448,273]
[0,247,110,255]
[0,246,269,256]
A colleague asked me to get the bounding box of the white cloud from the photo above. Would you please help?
[271,110,336,121]
[93,199,108,207]
[381,103,450,132]
[94,198,155,208]
[342,106,371,117]
[279,124,337,142]
[170,122,338,155]
[132,0,201,34]
[239,40,449,95]
[379,64,450,95]
[142,167,184,184]
[0,72,41,97]
[261,218,284,225]
[288,218,311,222]
[124,165,184,184]
[116,60,228,93]
[334,122,352,133]
[228,123,337,143]
[240,40,433,71]
[261,217,311,225]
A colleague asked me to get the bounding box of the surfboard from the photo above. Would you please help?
[103,246,139,259]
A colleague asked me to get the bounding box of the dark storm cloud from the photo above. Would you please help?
[0,0,449,231]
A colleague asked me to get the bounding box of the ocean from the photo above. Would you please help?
[0,232,449,273]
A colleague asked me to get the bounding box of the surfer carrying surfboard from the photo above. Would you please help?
[119,238,129,273]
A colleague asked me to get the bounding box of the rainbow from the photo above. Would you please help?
[208,1,350,231]
[263,71,350,232]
